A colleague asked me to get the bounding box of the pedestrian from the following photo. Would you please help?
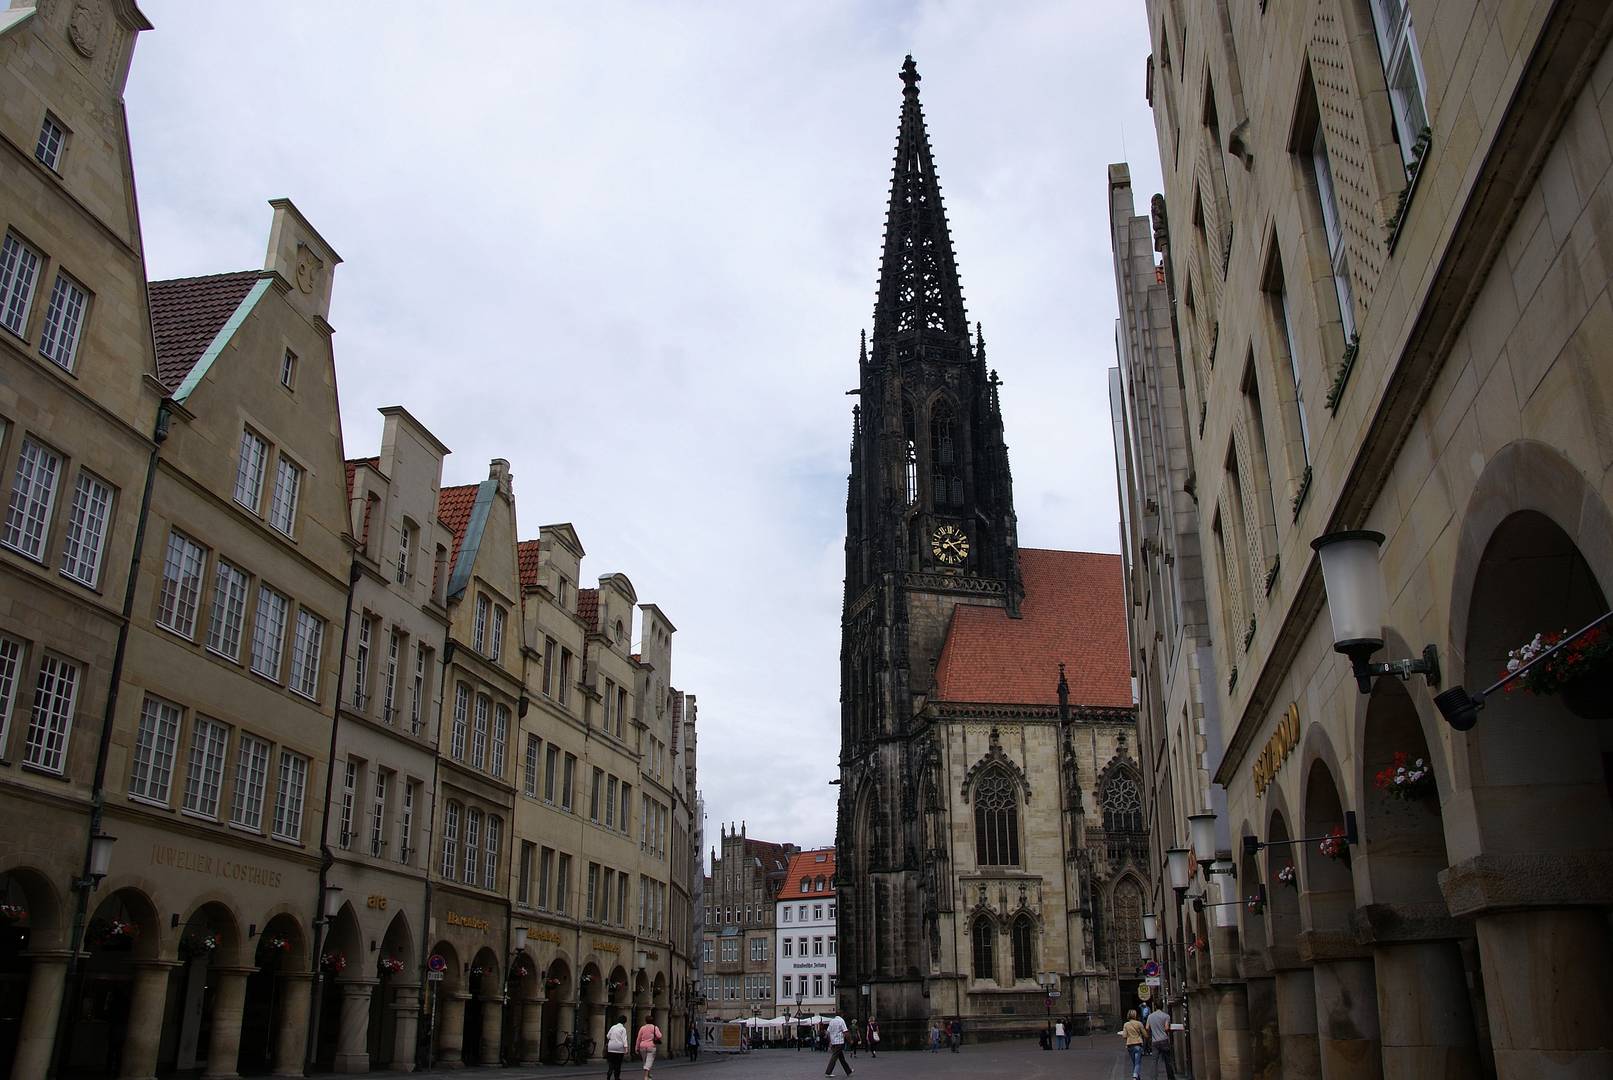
[848,1021,860,1058]
[929,1021,941,1052]
[605,1014,629,1080]
[686,1023,700,1063]
[1055,1018,1067,1050]
[865,1018,880,1058]
[1146,1004,1176,1079]
[1140,1001,1153,1056]
[1121,1009,1147,1079]
[949,1016,962,1052]
[1039,1026,1051,1051]
[823,1010,854,1077]
[636,1016,663,1080]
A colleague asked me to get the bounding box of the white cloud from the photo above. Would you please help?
[127,1,1162,851]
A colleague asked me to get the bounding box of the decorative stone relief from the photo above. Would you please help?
[68,3,102,57]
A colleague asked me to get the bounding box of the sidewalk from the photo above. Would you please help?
[366,1054,727,1078]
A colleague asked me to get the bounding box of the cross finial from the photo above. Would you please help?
[901,55,921,93]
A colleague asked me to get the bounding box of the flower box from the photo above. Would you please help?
[1374,752,1434,801]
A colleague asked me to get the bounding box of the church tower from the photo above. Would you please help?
[836,55,1023,1041]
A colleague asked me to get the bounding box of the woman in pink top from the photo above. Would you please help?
[635,1020,663,1077]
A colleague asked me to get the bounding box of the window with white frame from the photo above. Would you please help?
[129,694,181,804]
[181,715,229,817]
[538,847,554,909]
[0,232,41,337]
[4,438,62,562]
[544,744,558,802]
[382,629,399,722]
[490,605,505,662]
[399,780,415,863]
[156,530,207,637]
[34,114,66,171]
[23,654,77,771]
[338,758,357,848]
[62,471,114,587]
[555,853,570,914]
[562,753,575,810]
[39,273,88,371]
[1308,126,1356,339]
[279,348,297,390]
[353,616,371,708]
[484,814,501,889]
[268,456,301,536]
[397,522,413,584]
[605,774,617,829]
[230,733,269,830]
[451,684,468,759]
[272,749,309,841]
[492,703,508,777]
[233,429,268,512]
[522,734,539,796]
[1369,0,1429,172]
[473,593,490,653]
[782,907,792,924]
[472,694,489,769]
[0,636,21,750]
[828,935,836,955]
[411,644,427,734]
[441,801,460,878]
[463,808,482,885]
[250,584,289,680]
[370,769,388,856]
[289,608,324,699]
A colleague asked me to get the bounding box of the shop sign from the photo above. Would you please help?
[150,843,284,889]
[592,938,621,954]
[1252,703,1302,797]
[446,910,490,931]
[530,928,563,945]
[367,895,388,910]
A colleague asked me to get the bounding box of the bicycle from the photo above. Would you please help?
[556,1032,595,1065]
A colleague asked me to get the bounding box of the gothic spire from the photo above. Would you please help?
[872,55,969,352]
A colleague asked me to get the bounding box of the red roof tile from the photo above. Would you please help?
[344,456,379,501]
[933,548,1132,708]
[782,848,836,896]
[148,270,261,392]
[517,539,543,592]
[576,588,599,631]
[438,483,479,569]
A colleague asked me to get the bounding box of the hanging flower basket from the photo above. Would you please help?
[321,951,347,974]
[1186,936,1205,956]
[1276,864,1296,888]
[607,979,624,993]
[1374,752,1434,800]
[1504,627,1613,696]
[544,975,564,990]
[512,963,532,978]
[379,957,405,974]
[0,904,27,922]
[180,933,219,959]
[1246,896,1263,914]
[1318,826,1349,862]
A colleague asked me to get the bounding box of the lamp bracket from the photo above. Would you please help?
[1245,811,1358,851]
[1349,644,1440,693]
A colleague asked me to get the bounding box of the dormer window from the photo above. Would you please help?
[34,114,66,172]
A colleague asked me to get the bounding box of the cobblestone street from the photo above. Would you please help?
[365,1040,1157,1080]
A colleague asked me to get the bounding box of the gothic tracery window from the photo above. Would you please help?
[973,767,1021,867]
[929,402,962,508]
[971,915,995,982]
[902,402,918,506]
[1103,771,1144,835]
[1011,914,1035,981]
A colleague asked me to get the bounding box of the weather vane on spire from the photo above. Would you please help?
[901,54,921,92]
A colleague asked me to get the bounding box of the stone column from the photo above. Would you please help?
[588,1000,607,1060]
[120,961,178,1080]
[1272,968,1322,1080]
[1215,982,1253,1080]
[518,996,543,1065]
[1475,908,1613,1079]
[334,978,376,1073]
[478,994,503,1064]
[271,973,314,1076]
[389,983,420,1072]
[1190,989,1222,1080]
[201,965,253,1079]
[556,1000,577,1062]
[1350,903,1484,1080]
[436,991,467,1066]
[10,950,69,1080]
[1245,975,1281,1080]
[1312,958,1382,1080]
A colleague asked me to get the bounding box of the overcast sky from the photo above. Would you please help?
[126,2,1163,855]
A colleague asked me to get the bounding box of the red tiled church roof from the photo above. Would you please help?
[517,539,542,591]
[148,270,260,392]
[437,483,479,568]
[933,548,1131,708]
[576,588,599,631]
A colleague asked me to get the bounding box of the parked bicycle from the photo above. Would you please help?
[556,1032,595,1065]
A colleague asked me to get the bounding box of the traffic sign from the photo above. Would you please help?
[427,971,444,982]
[1047,990,1061,999]
[1137,984,1152,1001]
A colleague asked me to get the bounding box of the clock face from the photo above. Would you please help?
[931,524,969,565]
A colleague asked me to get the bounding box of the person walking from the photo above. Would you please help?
[1054,1019,1067,1050]
[685,1023,700,1063]
[949,1016,962,1052]
[635,1017,663,1080]
[605,1015,629,1080]
[865,1018,879,1059]
[823,1011,854,1077]
[1121,1010,1147,1079]
[1146,1005,1177,1079]
[1140,1002,1153,1056]
[929,1021,941,1052]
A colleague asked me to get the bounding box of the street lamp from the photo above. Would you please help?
[73,831,117,890]
[514,926,529,953]
[1141,912,1158,940]
[319,882,343,924]
[1138,939,1155,961]
[1187,813,1218,865]
[1312,530,1439,694]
